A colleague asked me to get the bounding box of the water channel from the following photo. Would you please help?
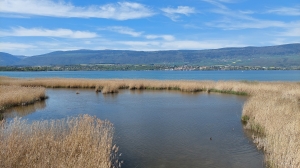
[2,89,264,168]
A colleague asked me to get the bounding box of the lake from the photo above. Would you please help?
[0,70,299,81]
[2,89,264,168]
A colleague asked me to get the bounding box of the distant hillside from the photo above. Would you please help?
[0,52,22,66]
[3,43,300,67]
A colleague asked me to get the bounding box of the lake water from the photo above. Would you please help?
[0,70,299,81]
[2,89,264,168]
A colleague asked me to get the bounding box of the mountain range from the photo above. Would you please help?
[1,43,299,67]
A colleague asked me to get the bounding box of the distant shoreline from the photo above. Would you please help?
[1,64,299,71]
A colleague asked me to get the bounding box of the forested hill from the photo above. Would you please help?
[1,43,300,67]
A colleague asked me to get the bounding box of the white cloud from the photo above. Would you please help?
[209,8,254,21]
[0,42,35,50]
[206,19,287,30]
[217,0,239,3]
[161,6,196,15]
[161,6,196,21]
[118,41,161,48]
[159,40,244,49]
[183,24,203,29]
[0,27,98,38]
[267,7,300,16]
[238,10,255,14]
[103,26,143,37]
[101,26,175,41]
[279,27,300,37]
[203,0,259,28]
[0,13,30,18]
[203,0,300,31]
[145,35,175,41]
[118,40,245,50]
[202,0,228,10]
[0,0,155,20]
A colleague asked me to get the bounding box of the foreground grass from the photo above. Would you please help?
[0,76,299,167]
[0,115,119,168]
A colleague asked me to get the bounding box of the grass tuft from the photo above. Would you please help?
[241,115,250,124]
[102,85,119,94]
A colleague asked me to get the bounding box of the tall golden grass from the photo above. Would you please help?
[0,114,120,168]
[242,87,300,168]
[0,76,299,167]
[0,85,46,111]
[0,77,230,94]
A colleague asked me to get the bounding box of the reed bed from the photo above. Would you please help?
[242,87,300,168]
[0,85,46,111]
[0,77,225,94]
[0,76,299,167]
[0,114,120,168]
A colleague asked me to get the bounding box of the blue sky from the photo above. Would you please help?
[0,0,299,56]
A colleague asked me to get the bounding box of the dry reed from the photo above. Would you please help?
[0,76,299,167]
[0,85,46,111]
[0,114,120,168]
[242,86,300,168]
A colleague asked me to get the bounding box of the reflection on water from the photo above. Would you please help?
[3,89,264,168]
[102,92,119,100]
[2,100,46,119]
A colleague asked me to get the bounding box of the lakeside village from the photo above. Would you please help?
[0,64,299,71]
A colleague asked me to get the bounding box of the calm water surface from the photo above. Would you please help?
[3,89,264,168]
[0,70,299,81]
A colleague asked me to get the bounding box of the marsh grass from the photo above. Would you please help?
[102,84,120,94]
[0,85,46,111]
[0,114,120,168]
[1,76,299,167]
[242,90,300,168]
